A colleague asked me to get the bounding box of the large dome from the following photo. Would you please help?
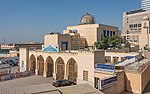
[80,12,95,24]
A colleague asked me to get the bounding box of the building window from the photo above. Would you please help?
[138,24,141,27]
[134,24,137,28]
[127,30,129,34]
[129,24,133,28]
[110,31,113,36]
[83,70,88,81]
[113,31,115,36]
[72,29,77,33]
[103,30,106,37]
[107,30,109,36]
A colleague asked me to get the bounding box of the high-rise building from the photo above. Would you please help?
[122,9,150,50]
[141,0,150,10]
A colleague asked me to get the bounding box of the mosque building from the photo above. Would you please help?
[19,13,126,94]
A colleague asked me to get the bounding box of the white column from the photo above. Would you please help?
[43,62,47,77]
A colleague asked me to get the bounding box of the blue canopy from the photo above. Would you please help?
[43,45,58,52]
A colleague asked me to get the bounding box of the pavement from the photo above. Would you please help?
[0,75,103,94]
[0,75,54,90]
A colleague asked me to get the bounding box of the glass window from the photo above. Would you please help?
[138,24,141,27]
[113,31,115,36]
[110,31,113,36]
[103,30,106,37]
[107,30,109,36]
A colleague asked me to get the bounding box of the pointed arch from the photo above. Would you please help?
[66,58,78,83]
[46,56,54,77]
[37,55,44,75]
[29,54,36,73]
[55,57,65,80]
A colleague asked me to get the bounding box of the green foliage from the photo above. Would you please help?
[94,36,130,50]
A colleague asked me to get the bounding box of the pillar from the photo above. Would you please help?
[43,62,47,77]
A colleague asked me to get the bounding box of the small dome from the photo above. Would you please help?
[143,16,149,21]
[80,12,95,24]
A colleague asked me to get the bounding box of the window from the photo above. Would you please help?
[129,24,133,28]
[113,31,115,36]
[72,29,77,33]
[134,24,137,28]
[83,70,88,81]
[138,24,141,27]
[103,30,106,37]
[127,30,129,34]
[107,30,109,36]
[110,31,113,36]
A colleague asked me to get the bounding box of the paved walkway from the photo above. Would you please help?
[0,75,103,94]
[0,75,54,89]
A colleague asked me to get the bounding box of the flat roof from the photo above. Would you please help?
[124,59,150,73]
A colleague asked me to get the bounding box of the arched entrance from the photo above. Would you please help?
[66,58,78,83]
[37,55,44,75]
[29,54,36,73]
[55,57,65,80]
[46,56,54,77]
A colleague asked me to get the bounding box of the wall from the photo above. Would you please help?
[94,50,105,64]
[44,34,58,47]
[125,71,140,93]
[140,61,150,93]
[94,71,125,94]
[105,52,139,63]
[26,50,98,87]
[65,24,118,47]
[58,34,71,50]
[19,48,29,72]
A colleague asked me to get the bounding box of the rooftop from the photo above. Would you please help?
[124,59,150,73]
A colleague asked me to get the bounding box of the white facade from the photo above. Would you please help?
[141,0,150,10]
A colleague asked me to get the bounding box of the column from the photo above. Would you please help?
[35,60,38,75]
[43,62,47,77]
[53,62,56,79]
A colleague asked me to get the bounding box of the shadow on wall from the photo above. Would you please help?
[143,80,150,93]
[125,75,133,93]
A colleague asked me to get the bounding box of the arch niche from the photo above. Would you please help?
[37,55,44,75]
[66,58,78,83]
[55,57,65,80]
[46,56,54,77]
[29,54,36,73]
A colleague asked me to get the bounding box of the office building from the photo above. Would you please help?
[141,0,150,10]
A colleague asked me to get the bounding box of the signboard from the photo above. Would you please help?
[99,76,117,90]
[95,64,115,73]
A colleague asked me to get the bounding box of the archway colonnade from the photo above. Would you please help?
[29,54,78,83]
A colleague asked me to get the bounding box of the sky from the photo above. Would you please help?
[0,0,141,43]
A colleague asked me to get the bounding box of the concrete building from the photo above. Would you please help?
[122,9,150,50]
[141,0,150,10]
[19,13,126,94]
[44,13,119,51]
[64,13,118,49]
[20,13,150,94]
[115,54,150,94]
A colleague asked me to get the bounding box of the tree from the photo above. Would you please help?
[94,36,130,50]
